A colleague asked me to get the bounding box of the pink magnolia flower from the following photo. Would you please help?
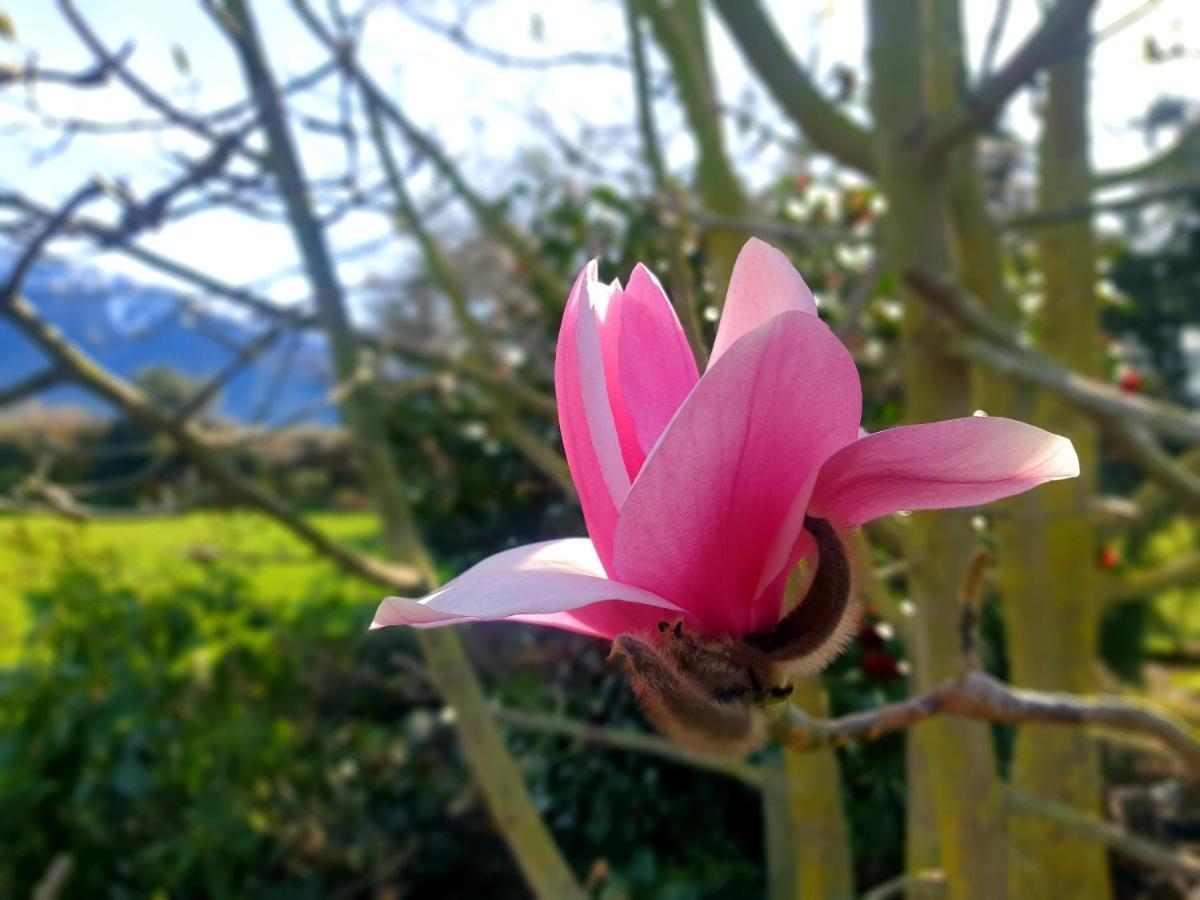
[373,238,1078,644]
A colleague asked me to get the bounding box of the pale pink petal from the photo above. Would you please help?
[617,263,699,458]
[556,264,631,567]
[371,539,682,640]
[709,238,819,367]
[808,417,1080,528]
[611,311,862,636]
[514,600,684,640]
[594,283,646,479]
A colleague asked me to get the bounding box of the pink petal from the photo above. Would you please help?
[611,311,862,636]
[617,264,699,458]
[515,600,684,640]
[371,539,682,640]
[556,264,631,567]
[595,282,645,478]
[808,416,1081,528]
[709,238,819,367]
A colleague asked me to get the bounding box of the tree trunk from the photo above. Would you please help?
[997,7,1112,897]
[867,3,1008,897]
[762,678,856,900]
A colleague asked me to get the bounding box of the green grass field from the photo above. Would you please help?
[0,510,381,665]
[2,509,1196,678]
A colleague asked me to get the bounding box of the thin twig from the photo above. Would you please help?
[492,705,764,788]
[904,270,1200,447]
[1,181,101,304]
[979,0,1013,76]
[1006,790,1200,880]
[777,670,1200,773]
[0,367,63,408]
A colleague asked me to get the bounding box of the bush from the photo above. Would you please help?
[0,566,520,899]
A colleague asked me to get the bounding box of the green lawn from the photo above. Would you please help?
[0,510,381,665]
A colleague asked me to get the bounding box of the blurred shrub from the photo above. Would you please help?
[0,566,522,899]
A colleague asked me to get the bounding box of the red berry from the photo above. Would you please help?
[1118,368,1143,393]
[1097,545,1120,569]
[862,649,902,681]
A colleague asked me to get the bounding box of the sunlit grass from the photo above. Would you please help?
[0,510,381,665]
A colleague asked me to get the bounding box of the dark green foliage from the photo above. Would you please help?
[0,567,522,899]
[1107,193,1200,407]
[481,626,766,898]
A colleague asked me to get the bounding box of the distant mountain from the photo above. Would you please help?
[1,258,337,425]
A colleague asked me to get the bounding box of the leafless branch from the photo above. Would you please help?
[905,270,1200,449]
[0,43,131,87]
[0,367,63,408]
[173,321,288,425]
[1006,791,1200,881]
[711,0,876,175]
[1004,178,1200,229]
[1102,551,1200,605]
[58,0,263,162]
[920,0,1097,158]
[112,135,243,237]
[980,0,1013,76]
[492,705,764,787]
[290,0,566,312]
[777,669,1200,772]
[398,6,629,70]
[1,181,101,304]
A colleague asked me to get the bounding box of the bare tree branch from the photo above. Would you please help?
[361,83,575,497]
[1004,178,1200,229]
[0,367,63,407]
[711,0,876,175]
[398,6,630,70]
[777,670,1200,772]
[1107,424,1200,515]
[290,0,566,313]
[1006,791,1200,880]
[623,0,707,368]
[1,181,101,304]
[1102,552,1200,605]
[1093,121,1200,188]
[980,0,1014,76]
[58,0,264,163]
[492,705,764,787]
[0,42,131,87]
[173,321,289,424]
[905,270,1200,448]
[920,0,1097,158]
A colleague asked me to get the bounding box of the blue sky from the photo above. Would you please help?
[0,0,1196,307]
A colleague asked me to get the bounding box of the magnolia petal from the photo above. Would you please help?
[617,263,700,458]
[371,539,682,639]
[612,311,862,636]
[594,283,645,478]
[709,238,819,367]
[556,264,631,567]
[808,417,1081,528]
[514,599,687,640]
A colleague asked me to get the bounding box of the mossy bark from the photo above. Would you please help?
[762,678,855,900]
[867,3,1008,897]
[996,8,1113,898]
